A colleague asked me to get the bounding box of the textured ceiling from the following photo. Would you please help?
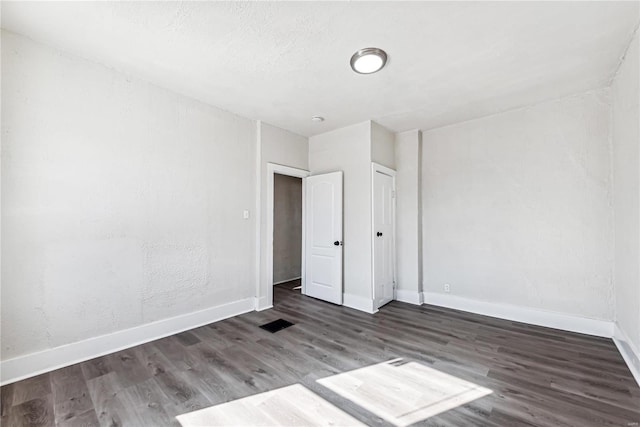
[2,1,638,137]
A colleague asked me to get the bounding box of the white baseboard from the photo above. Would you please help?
[343,293,377,314]
[395,289,424,305]
[0,297,255,386]
[613,323,640,387]
[254,296,272,311]
[273,276,302,286]
[422,292,613,338]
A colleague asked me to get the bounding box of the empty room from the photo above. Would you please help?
[1,1,640,426]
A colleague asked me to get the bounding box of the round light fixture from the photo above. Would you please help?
[350,47,387,74]
[311,116,325,122]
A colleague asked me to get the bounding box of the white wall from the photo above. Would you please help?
[1,32,258,361]
[309,122,373,306]
[422,89,614,321]
[273,174,302,283]
[394,130,422,304]
[612,30,640,368]
[371,121,396,170]
[260,122,309,172]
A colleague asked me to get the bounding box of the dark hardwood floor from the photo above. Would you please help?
[2,281,639,426]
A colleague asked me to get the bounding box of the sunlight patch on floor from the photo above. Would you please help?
[317,358,492,427]
[176,383,366,427]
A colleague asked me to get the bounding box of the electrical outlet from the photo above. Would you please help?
[444,283,450,293]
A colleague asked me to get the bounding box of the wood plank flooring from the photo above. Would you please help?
[2,280,639,426]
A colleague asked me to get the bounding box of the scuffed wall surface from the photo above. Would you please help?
[422,89,614,320]
[273,174,302,283]
[1,32,257,360]
[612,30,640,352]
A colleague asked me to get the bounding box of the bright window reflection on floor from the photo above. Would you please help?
[317,358,492,427]
[176,383,366,427]
[176,359,491,426]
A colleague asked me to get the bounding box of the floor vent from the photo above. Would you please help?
[259,319,294,333]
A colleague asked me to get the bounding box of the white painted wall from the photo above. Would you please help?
[422,89,614,321]
[1,32,258,361]
[394,130,422,304]
[309,122,373,305]
[257,122,308,307]
[612,30,640,362]
[273,174,302,284]
[371,121,396,170]
[260,122,309,172]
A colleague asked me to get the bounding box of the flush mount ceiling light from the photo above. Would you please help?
[350,47,388,74]
[311,116,325,122]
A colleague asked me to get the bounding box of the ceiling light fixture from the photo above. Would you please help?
[311,116,325,122]
[350,47,387,74]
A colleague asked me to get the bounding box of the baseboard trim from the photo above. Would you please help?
[422,292,613,338]
[613,323,640,387]
[395,289,424,305]
[0,297,255,386]
[254,296,272,311]
[273,276,302,286]
[343,293,377,314]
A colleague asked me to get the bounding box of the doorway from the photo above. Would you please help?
[261,164,345,309]
[261,163,309,310]
[272,173,303,303]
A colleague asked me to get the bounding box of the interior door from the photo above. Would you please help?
[303,171,343,305]
[373,170,395,308]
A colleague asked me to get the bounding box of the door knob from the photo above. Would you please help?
[334,241,343,246]
[377,232,383,237]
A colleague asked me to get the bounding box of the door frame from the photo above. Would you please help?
[263,163,310,309]
[371,162,397,308]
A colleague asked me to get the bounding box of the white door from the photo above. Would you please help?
[304,171,343,304]
[373,170,395,308]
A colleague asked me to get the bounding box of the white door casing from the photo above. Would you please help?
[304,171,344,305]
[372,165,396,309]
[261,163,309,311]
